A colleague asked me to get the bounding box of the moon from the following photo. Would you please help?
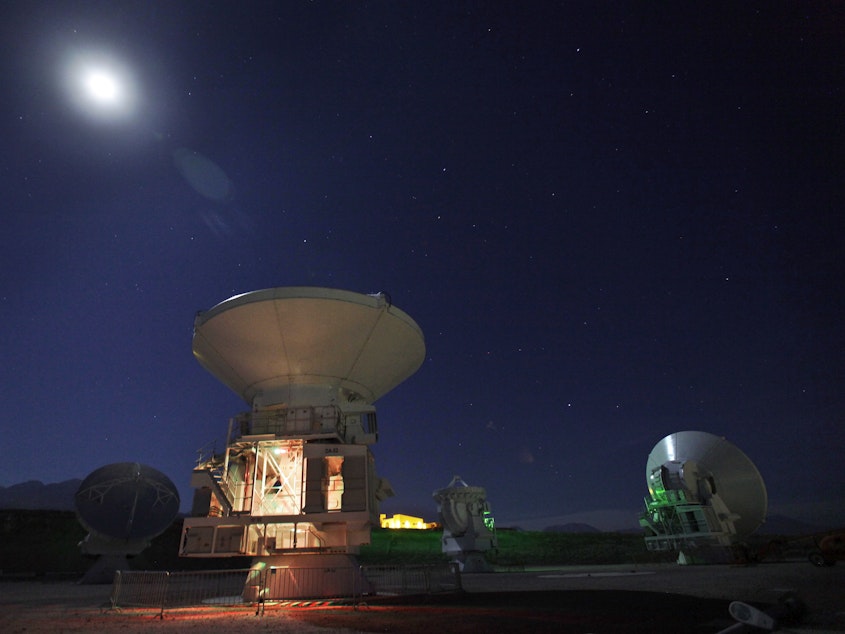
[62,49,139,123]
[83,69,122,105]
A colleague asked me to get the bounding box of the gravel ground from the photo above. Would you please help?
[1,561,843,633]
[0,581,350,633]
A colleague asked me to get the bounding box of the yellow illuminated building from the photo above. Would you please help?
[379,513,438,529]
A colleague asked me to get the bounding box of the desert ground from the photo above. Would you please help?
[2,562,843,633]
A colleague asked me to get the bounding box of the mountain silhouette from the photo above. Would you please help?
[0,479,81,511]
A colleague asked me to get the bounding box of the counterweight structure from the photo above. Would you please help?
[179,288,425,597]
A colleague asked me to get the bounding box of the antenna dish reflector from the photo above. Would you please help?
[645,431,767,539]
[74,462,180,583]
[192,287,425,406]
[75,462,180,541]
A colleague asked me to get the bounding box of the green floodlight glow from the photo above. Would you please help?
[483,511,495,532]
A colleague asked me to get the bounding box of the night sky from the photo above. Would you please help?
[2,2,843,531]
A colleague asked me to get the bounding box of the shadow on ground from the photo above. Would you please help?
[281,589,739,633]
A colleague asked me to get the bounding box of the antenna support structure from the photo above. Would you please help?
[179,287,425,598]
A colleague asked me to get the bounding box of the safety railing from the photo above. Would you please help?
[359,563,462,598]
[254,565,362,603]
[111,562,461,617]
[111,569,255,617]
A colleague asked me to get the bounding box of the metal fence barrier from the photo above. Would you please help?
[111,563,462,617]
[254,565,365,603]
[360,563,462,597]
[111,569,254,617]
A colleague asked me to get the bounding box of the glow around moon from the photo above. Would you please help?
[61,49,140,123]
